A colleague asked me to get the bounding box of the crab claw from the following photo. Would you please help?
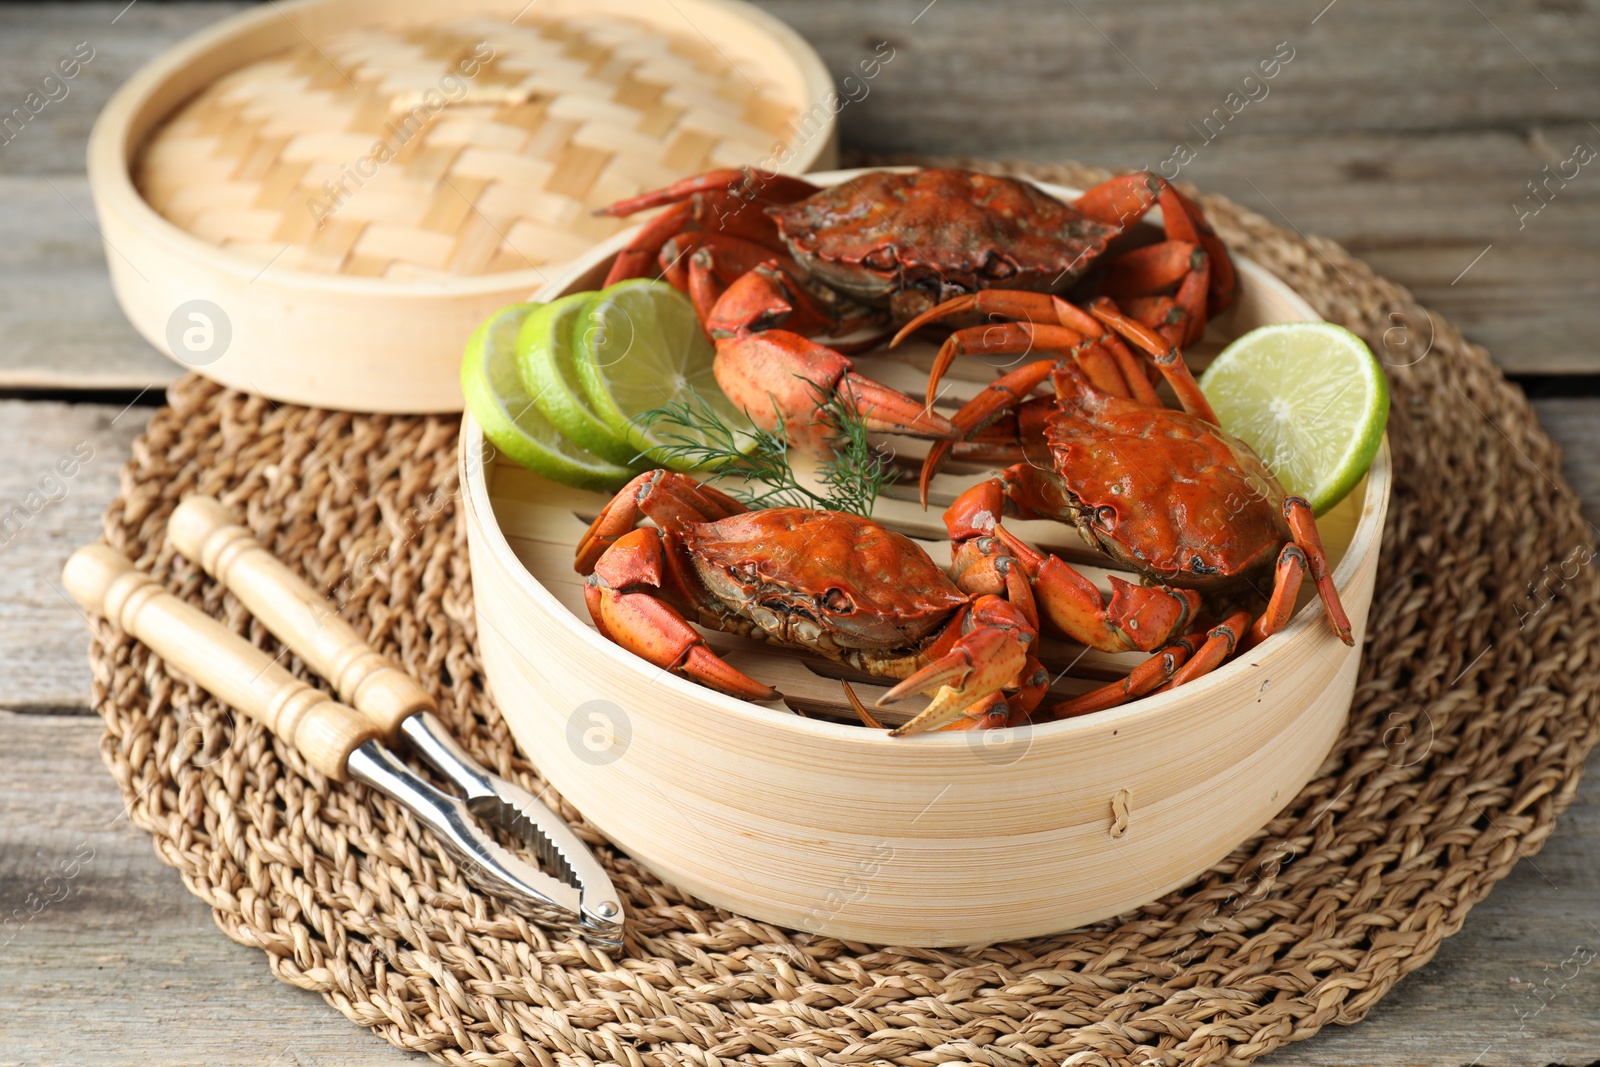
[586,528,777,701]
[879,596,1034,736]
[595,168,820,218]
[1026,547,1201,654]
[705,264,954,450]
[1072,172,1235,320]
[597,169,822,287]
[714,331,955,450]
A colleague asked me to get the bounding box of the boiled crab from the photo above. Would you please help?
[573,470,1047,735]
[596,167,1234,449]
[920,348,1353,716]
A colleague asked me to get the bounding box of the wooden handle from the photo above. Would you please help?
[167,496,435,741]
[62,545,376,781]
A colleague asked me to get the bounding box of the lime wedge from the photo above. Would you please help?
[516,293,641,466]
[571,279,754,470]
[1199,322,1389,515]
[461,303,642,492]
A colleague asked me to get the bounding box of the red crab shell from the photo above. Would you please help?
[682,509,967,651]
[766,170,1119,313]
[1046,396,1293,590]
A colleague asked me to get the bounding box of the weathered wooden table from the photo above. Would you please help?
[2,3,1596,1064]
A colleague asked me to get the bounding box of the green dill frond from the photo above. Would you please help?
[634,380,899,516]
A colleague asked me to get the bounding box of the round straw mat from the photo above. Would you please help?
[89,159,1600,1066]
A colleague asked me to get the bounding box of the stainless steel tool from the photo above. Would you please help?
[64,505,623,951]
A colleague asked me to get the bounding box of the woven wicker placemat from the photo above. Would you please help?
[89,159,1600,1067]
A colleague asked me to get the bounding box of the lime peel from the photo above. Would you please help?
[572,279,755,472]
[515,293,642,466]
[1199,322,1389,515]
[460,303,642,492]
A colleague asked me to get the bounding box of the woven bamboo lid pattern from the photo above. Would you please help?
[88,159,1600,1065]
[134,14,800,279]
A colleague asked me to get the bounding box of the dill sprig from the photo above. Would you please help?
[635,382,898,516]
[813,382,898,516]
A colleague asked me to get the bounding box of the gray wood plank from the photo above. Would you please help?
[0,176,178,391]
[0,2,251,178]
[0,399,150,712]
[1532,398,1600,534]
[754,0,1599,149]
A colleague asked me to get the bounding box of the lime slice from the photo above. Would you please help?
[1199,322,1389,515]
[516,293,641,466]
[571,279,753,469]
[461,303,642,492]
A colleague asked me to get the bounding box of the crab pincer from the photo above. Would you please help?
[877,595,1041,736]
[597,168,822,288]
[585,527,778,702]
[690,255,955,449]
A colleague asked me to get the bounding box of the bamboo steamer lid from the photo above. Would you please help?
[88,0,837,412]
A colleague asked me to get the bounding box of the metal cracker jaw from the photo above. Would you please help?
[353,712,623,947]
[62,497,624,951]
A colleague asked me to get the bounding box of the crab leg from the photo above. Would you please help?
[575,469,746,575]
[1071,172,1168,233]
[603,200,696,288]
[988,521,1201,654]
[1088,298,1219,424]
[877,595,1037,736]
[939,397,1058,467]
[917,321,1135,401]
[1156,610,1253,691]
[596,168,821,287]
[919,354,1136,500]
[1104,243,1211,348]
[585,528,777,701]
[596,168,822,218]
[943,472,1202,654]
[1101,241,1199,297]
[1053,631,1206,718]
[951,535,1039,630]
[1169,184,1237,315]
[1121,295,1196,351]
[1284,495,1354,644]
[1173,254,1211,346]
[1073,172,1235,317]
[918,360,1059,503]
[660,232,805,293]
[1033,564,1202,655]
[893,291,1162,408]
[1245,544,1309,649]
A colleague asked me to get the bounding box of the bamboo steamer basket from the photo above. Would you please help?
[461,170,1392,946]
[86,0,835,413]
